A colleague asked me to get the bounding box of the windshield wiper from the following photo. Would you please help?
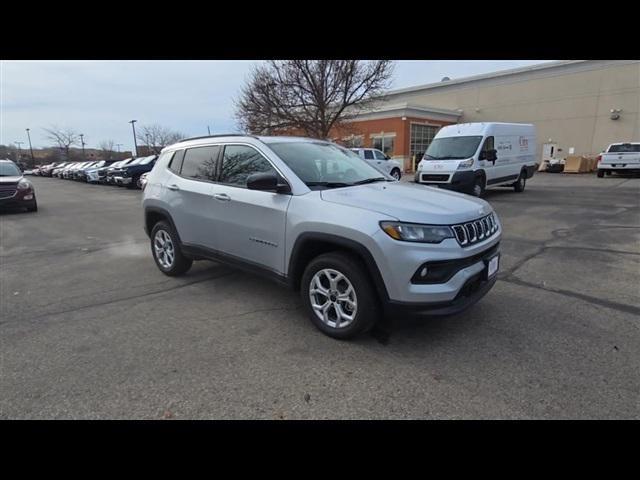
[353,177,387,185]
[306,181,352,188]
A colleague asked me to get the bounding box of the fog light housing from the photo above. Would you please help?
[24,194,34,200]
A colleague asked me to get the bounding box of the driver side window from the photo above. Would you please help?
[374,150,387,160]
[482,136,494,153]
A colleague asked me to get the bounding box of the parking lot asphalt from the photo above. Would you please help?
[1,174,639,419]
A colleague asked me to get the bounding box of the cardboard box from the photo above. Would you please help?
[563,155,591,173]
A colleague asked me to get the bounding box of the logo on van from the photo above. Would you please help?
[497,142,512,151]
[519,136,529,151]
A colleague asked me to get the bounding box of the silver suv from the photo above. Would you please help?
[143,135,501,339]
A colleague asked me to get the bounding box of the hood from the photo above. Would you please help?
[0,175,22,184]
[320,181,492,224]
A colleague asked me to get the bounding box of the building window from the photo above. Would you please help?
[410,124,439,160]
[343,135,364,148]
[371,133,395,156]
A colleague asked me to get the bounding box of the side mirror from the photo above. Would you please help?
[247,172,291,194]
[385,155,391,160]
[486,149,498,162]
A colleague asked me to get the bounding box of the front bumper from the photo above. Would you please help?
[371,225,501,308]
[114,176,132,185]
[0,189,35,209]
[414,170,476,194]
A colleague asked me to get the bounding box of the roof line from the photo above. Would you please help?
[386,60,586,96]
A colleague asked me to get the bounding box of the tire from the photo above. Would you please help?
[150,221,193,276]
[514,171,526,192]
[26,198,38,212]
[605,170,612,176]
[597,169,604,178]
[127,176,140,189]
[390,168,402,181]
[300,251,380,340]
[471,175,485,197]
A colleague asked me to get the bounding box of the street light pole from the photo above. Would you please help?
[116,143,123,152]
[129,120,138,157]
[79,134,86,158]
[25,128,35,166]
[14,141,24,162]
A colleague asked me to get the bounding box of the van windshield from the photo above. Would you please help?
[424,136,483,160]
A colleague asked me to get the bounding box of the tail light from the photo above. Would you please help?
[596,154,602,165]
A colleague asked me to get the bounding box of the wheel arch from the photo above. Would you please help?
[144,206,181,243]
[287,232,390,301]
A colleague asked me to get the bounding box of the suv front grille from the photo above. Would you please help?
[452,213,498,247]
[0,185,18,199]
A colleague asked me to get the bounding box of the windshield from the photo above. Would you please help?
[0,162,21,176]
[269,141,387,189]
[139,156,155,165]
[608,144,640,153]
[127,158,142,166]
[424,136,483,160]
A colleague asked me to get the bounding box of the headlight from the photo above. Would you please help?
[17,179,32,191]
[457,158,474,169]
[380,221,454,243]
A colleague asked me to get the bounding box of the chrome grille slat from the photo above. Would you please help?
[452,213,498,247]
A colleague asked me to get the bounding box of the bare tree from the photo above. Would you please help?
[136,124,186,154]
[99,140,116,160]
[234,60,394,139]
[43,126,79,160]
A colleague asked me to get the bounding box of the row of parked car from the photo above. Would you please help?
[27,156,158,189]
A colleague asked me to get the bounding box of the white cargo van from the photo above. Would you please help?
[415,123,537,197]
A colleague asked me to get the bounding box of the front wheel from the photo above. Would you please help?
[26,198,38,212]
[471,176,485,197]
[150,221,193,276]
[390,168,402,181]
[301,252,379,340]
[514,172,526,192]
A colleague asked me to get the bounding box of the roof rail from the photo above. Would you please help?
[178,133,259,143]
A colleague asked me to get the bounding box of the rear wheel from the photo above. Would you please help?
[514,171,526,192]
[597,169,605,178]
[150,221,192,276]
[301,252,379,340]
[127,176,140,189]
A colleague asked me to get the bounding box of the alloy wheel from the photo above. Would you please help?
[309,268,357,329]
[153,230,175,269]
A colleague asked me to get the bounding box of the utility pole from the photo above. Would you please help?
[79,134,86,158]
[14,141,24,163]
[116,143,123,152]
[129,120,138,157]
[25,128,35,166]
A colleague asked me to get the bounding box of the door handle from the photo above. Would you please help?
[167,184,180,191]
[213,193,231,202]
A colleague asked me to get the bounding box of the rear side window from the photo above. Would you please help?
[363,150,374,160]
[181,146,220,181]
[168,150,184,174]
[219,145,276,187]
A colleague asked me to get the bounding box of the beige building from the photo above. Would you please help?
[340,60,640,171]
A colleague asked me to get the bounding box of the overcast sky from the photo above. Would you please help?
[1,60,553,150]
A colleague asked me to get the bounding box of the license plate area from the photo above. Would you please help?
[484,253,499,280]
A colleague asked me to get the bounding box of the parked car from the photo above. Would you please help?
[58,163,78,178]
[66,161,91,179]
[0,159,38,212]
[84,160,117,183]
[350,148,403,180]
[51,162,71,177]
[415,122,537,197]
[143,135,501,339]
[114,155,158,189]
[597,142,640,177]
[105,158,134,184]
[75,161,101,181]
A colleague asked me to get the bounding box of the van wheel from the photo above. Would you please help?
[514,172,526,192]
[472,176,485,197]
[150,221,193,276]
[301,251,379,340]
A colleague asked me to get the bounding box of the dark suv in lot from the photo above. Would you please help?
[0,160,38,212]
[113,155,158,188]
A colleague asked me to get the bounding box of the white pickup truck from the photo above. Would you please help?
[597,142,640,177]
